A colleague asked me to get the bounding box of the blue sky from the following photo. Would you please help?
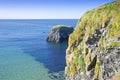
[0,0,114,19]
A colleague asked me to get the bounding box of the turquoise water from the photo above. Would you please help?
[0,19,77,80]
[0,47,51,80]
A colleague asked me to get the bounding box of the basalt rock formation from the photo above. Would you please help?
[65,1,120,80]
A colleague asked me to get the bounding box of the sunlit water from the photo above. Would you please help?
[0,19,77,80]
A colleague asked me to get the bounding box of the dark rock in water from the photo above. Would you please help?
[46,25,74,43]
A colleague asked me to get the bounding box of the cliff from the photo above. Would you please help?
[65,1,120,80]
[46,25,74,43]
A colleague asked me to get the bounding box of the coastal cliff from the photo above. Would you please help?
[46,25,74,43]
[65,1,120,80]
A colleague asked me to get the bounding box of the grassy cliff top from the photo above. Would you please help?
[52,25,73,30]
[69,1,120,46]
[66,1,120,80]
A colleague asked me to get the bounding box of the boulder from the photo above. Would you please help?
[46,25,74,43]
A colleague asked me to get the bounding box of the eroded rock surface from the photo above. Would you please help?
[65,1,120,80]
[46,25,74,43]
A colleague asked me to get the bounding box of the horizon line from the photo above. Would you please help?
[0,18,79,20]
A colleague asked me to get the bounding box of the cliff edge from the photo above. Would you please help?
[65,1,120,80]
[46,25,74,43]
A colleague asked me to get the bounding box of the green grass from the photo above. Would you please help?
[77,56,86,72]
[95,62,100,71]
[110,42,120,47]
[66,1,120,79]
[74,47,79,52]
[94,62,101,77]
[52,25,72,29]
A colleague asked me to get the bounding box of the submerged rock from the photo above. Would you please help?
[65,1,120,80]
[46,25,74,43]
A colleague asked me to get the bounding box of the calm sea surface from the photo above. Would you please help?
[0,19,78,80]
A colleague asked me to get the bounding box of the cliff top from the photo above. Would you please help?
[52,25,73,30]
[65,1,120,80]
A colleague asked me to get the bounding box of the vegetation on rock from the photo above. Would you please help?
[46,25,74,43]
[52,25,72,30]
[65,1,120,80]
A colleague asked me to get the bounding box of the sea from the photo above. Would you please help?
[0,19,78,80]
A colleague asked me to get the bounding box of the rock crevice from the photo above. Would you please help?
[65,1,120,80]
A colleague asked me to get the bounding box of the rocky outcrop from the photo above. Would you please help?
[65,1,120,80]
[46,25,74,43]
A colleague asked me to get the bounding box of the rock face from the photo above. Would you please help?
[46,25,74,43]
[65,1,120,80]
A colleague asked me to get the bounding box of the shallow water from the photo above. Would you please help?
[0,19,77,80]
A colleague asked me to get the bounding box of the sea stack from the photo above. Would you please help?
[46,25,74,43]
[65,1,120,80]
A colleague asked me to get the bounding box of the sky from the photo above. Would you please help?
[0,0,115,19]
